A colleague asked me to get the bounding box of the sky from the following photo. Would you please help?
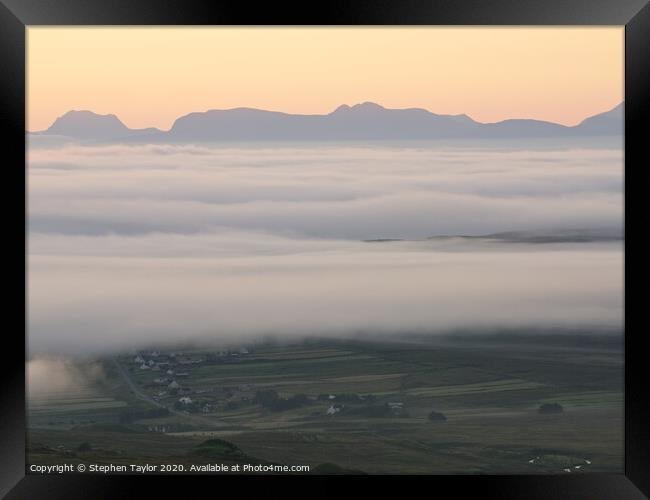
[27,27,623,132]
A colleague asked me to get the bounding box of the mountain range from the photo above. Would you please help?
[32,102,623,143]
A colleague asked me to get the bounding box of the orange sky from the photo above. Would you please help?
[27,27,623,132]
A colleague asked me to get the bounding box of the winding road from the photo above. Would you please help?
[111,358,230,429]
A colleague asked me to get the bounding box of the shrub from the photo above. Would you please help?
[288,394,310,406]
[538,403,564,414]
[428,411,447,422]
[254,390,310,412]
[349,404,392,418]
[119,408,170,424]
[333,393,362,403]
[193,439,244,458]
[77,442,92,452]
[254,389,280,406]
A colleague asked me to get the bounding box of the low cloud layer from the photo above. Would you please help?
[28,144,622,238]
[28,143,623,354]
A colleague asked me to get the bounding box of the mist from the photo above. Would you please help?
[27,143,623,355]
[27,356,106,400]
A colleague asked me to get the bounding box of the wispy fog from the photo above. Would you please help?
[28,144,623,354]
[27,356,105,399]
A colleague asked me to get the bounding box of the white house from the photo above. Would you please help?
[134,355,144,364]
[168,380,180,390]
[140,363,150,370]
[179,396,193,405]
[326,405,341,415]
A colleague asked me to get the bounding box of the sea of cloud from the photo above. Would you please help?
[27,143,623,354]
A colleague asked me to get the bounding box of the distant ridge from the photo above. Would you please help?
[33,102,624,143]
[36,110,163,141]
[573,103,623,135]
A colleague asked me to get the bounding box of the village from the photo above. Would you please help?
[127,347,253,414]
[119,346,414,429]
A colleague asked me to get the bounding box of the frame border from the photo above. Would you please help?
[1,1,648,497]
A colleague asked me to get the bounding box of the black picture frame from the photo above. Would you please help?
[1,1,648,497]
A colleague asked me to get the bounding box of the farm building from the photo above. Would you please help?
[326,404,344,415]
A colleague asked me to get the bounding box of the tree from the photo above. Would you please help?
[254,389,280,407]
[288,394,310,406]
[254,390,310,412]
[538,403,564,414]
[428,410,447,422]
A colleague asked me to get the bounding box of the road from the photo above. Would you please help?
[111,358,230,429]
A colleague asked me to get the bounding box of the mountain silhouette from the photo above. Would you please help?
[573,103,623,135]
[33,102,624,143]
[38,110,162,141]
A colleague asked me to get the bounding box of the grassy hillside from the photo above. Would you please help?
[27,335,623,474]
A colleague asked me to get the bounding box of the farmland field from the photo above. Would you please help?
[27,334,623,474]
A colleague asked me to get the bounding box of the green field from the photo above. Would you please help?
[27,335,623,474]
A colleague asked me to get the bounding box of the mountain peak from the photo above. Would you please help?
[61,109,118,118]
[331,104,351,114]
[351,101,385,111]
[331,102,386,114]
[46,110,129,139]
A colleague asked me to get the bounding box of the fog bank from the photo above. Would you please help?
[27,144,623,354]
